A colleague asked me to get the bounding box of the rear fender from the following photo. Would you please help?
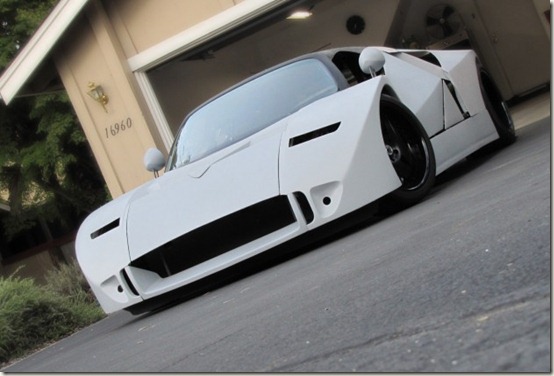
[430,50,486,115]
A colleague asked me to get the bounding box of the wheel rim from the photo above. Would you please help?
[381,107,430,191]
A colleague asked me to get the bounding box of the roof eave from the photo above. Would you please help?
[0,0,90,104]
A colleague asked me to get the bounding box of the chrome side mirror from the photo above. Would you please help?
[143,148,166,178]
[359,47,385,78]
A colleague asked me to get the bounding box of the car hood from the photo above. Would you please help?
[125,128,283,261]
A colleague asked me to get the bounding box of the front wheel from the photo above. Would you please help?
[380,95,436,208]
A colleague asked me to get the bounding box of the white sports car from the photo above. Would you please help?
[76,47,515,314]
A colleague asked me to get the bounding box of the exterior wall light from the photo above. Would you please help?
[87,82,109,112]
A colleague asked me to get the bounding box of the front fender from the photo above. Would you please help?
[279,76,401,226]
[76,189,142,312]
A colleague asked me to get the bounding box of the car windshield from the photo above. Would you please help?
[167,58,339,170]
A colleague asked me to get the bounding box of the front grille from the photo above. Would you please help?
[130,196,296,278]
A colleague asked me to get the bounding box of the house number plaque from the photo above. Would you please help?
[105,117,132,139]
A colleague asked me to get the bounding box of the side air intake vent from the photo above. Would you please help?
[91,219,120,239]
[121,269,139,296]
[293,192,314,224]
[289,122,341,147]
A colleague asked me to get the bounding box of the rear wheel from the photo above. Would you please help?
[380,95,436,208]
[480,69,516,146]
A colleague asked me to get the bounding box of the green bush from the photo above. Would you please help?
[0,262,105,366]
[44,259,98,305]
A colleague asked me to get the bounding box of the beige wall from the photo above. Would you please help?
[1,249,57,284]
[1,241,76,284]
[54,8,155,197]
[52,0,242,197]
[104,0,240,58]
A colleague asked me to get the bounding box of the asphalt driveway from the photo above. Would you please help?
[3,107,550,372]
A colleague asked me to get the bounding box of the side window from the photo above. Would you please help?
[332,51,371,86]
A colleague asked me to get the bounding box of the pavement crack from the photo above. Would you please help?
[270,293,550,372]
[269,326,431,372]
[459,292,549,323]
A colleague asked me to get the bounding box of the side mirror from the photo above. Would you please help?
[144,148,166,178]
[359,47,385,77]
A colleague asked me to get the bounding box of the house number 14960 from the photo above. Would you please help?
[105,118,132,139]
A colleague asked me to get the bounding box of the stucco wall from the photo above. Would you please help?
[50,0,252,197]
[54,2,161,197]
[104,0,241,58]
[1,248,57,284]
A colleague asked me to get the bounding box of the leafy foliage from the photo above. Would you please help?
[0,0,109,243]
[0,267,105,365]
[0,0,55,67]
[0,0,108,365]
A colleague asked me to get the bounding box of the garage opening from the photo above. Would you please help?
[144,0,400,138]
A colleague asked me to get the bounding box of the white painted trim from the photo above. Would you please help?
[135,72,174,151]
[0,0,90,104]
[128,0,290,72]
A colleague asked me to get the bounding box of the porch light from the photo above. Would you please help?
[87,82,109,112]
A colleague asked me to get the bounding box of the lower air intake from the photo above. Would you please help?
[130,196,296,278]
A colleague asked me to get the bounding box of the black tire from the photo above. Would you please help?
[479,69,516,146]
[380,95,436,208]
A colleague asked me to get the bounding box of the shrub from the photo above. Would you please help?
[0,262,105,366]
[44,259,98,305]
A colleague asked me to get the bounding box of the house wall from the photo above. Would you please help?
[1,251,56,284]
[104,0,242,58]
[50,0,251,198]
[53,13,154,197]
[0,239,76,284]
